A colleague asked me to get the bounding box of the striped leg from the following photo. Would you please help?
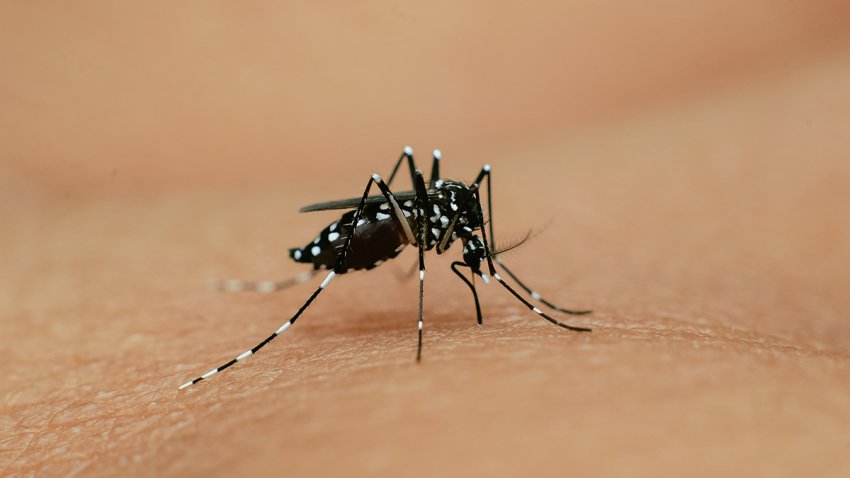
[179,174,390,390]
[209,270,318,293]
[178,271,336,390]
[466,175,591,333]
[493,259,591,315]
[465,163,592,316]
[413,170,430,360]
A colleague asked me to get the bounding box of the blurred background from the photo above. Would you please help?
[3,2,849,193]
[2,2,850,477]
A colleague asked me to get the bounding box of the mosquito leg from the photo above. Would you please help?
[178,270,337,390]
[451,261,483,325]
[413,170,430,360]
[468,180,591,333]
[430,149,441,185]
[468,164,591,315]
[493,259,591,315]
[386,146,418,188]
[180,174,384,390]
[209,270,318,293]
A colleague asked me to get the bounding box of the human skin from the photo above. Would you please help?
[2,3,850,477]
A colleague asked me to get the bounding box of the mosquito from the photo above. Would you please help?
[178,147,591,390]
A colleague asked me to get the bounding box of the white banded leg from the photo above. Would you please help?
[413,170,430,360]
[178,271,336,390]
[491,272,590,332]
[494,258,591,315]
[208,270,318,293]
[471,191,591,333]
[465,163,591,318]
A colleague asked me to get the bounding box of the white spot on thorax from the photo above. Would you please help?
[376,212,390,220]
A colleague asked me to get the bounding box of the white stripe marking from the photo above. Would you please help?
[419,270,425,280]
[418,320,423,330]
[276,322,292,334]
[257,281,276,293]
[224,280,244,292]
[494,273,503,281]
[531,292,541,300]
[481,274,490,284]
[237,350,253,361]
[201,368,218,379]
[532,307,543,314]
[321,271,336,289]
[372,173,382,182]
[404,146,413,155]
[179,381,193,390]
[433,149,441,159]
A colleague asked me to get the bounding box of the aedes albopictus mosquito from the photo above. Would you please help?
[178,147,591,390]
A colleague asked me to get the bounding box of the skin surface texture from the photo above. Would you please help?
[2,2,850,477]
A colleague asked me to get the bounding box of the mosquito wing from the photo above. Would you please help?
[299,190,438,213]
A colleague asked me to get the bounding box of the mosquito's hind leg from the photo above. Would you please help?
[208,270,318,293]
[179,173,393,390]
